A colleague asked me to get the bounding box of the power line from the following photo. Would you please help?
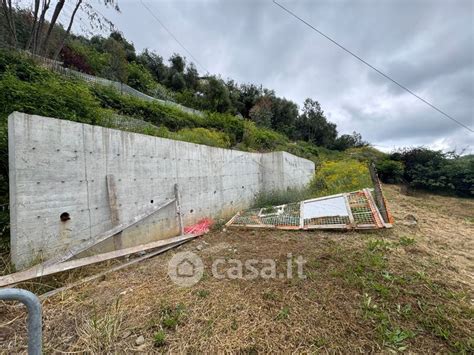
[140,0,209,74]
[272,0,473,134]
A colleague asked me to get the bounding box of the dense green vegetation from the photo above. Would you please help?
[310,160,372,197]
[377,148,474,197]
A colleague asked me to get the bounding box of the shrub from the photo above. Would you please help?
[65,40,110,75]
[284,141,320,162]
[310,160,372,197]
[175,128,231,148]
[445,155,474,196]
[389,148,474,196]
[376,159,404,183]
[0,71,106,125]
[60,45,95,74]
[239,120,288,151]
[126,61,157,95]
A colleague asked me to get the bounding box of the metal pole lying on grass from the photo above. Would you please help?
[0,288,42,355]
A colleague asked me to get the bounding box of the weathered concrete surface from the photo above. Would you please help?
[9,112,315,269]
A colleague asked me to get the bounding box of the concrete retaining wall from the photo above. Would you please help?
[8,112,315,269]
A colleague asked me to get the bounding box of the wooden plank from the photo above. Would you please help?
[368,163,390,223]
[42,198,176,267]
[304,223,349,230]
[302,193,345,204]
[343,193,356,227]
[174,184,184,235]
[299,201,304,228]
[225,211,241,227]
[38,239,191,301]
[363,188,385,228]
[0,234,198,287]
[106,174,122,250]
[106,174,120,225]
[275,225,300,230]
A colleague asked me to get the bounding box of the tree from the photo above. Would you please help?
[170,72,186,91]
[184,62,199,90]
[40,0,64,54]
[169,53,185,73]
[53,0,83,59]
[200,76,232,113]
[294,98,337,147]
[110,31,136,61]
[1,0,18,47]
[32,0,52,53]
[137,49,167,82]
[249,96,273,127]
[238,83,263,118]
[332,131,367,151]
[225,80,244,115]
[103,37,128,83]
[2,0,119,55]
[270,97,298,136]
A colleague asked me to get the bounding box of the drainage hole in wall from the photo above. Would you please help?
[60,212,70,222]
[150,200,154,204]
[190,209,194,213]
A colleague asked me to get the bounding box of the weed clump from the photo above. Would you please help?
[153,330,166,347]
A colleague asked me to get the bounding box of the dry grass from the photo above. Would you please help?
[0,185,473,353]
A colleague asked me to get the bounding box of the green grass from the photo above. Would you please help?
[153,330,166,347]
[159,303,186,330]
[398,236,416,246]
[332,238,474,352]
[276,306,290,320]
[262,290,280,301]
[195,289,210,298]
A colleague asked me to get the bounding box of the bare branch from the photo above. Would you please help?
[53,0,82,60]
[32,0,51,54]
[25,0,40,50]
[40,0,64,53]
[1,0,18,47]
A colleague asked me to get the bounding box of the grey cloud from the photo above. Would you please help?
[94,0,473,152]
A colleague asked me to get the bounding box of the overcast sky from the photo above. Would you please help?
[74,0,473,153]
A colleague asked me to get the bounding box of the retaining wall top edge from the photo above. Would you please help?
[8,112,315,166]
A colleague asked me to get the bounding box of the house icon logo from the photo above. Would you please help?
[168,251,204,287]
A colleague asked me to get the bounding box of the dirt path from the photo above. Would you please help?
[1,185,473,353]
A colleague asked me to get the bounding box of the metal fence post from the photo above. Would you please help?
[0,288,42,355]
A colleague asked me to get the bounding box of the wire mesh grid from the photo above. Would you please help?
[304,215,350,226]
[231,203,301,227]
[228,188,390,230]
[348,191,377,225]
[232,208,264,225]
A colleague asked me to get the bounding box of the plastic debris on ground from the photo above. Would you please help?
[185,218,213,236]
